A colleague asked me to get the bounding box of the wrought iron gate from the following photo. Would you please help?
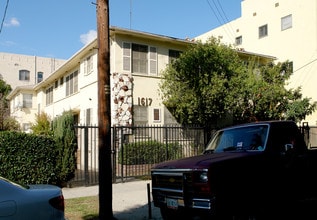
[69,125,207,187]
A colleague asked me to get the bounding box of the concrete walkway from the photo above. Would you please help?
[62,180,163,220]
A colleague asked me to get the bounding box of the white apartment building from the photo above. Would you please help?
[7,27,193,131]
[196,0,317,125]
[0,52,66,89]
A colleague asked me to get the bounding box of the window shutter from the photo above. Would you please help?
[123,42,131,71]
[149,47,157,75]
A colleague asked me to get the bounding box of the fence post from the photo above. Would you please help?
[165,126,169,160]
[112,126,117,183]
[84,126,89,186]
[302,122,310,147]
[120,127,125,182]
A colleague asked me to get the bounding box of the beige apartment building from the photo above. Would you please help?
[0,52,65,89]
[7,27,193,132]
[196,0,317,125]
[6,26,274,132]
[4,1,316,131]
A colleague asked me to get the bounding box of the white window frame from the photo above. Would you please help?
[153,108,161,122]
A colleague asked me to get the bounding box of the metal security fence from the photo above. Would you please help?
[70,125,99,187]
[69,125,208,186]
[300,123,317,149]
[114,125,207,183]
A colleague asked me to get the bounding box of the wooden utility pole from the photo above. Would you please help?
[96,0,114,219]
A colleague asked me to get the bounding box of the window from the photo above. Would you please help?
[133,105,148,125]
[22,123,31,133]
[55,80,58,88]
[281,14,292,31]
[153,108,161,122]
[84,56,93,75]
[235,36,242,45]
[123,42,131,71]
[169,49,181,64]
[123,42,157,75]
[149,47,157,74]
[19,69,30,81]
[66,70,78,96]
[132,44,148,73]
[37,72,43,83]
[46,86,53,105]
[22,94,32,108]
[60,77,64,85]
[86,108,91,125]
[259,24,268,38]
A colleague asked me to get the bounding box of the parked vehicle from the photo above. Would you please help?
[151,120,317,219]
[0,176,65,220]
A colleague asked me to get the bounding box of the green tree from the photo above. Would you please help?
[0,78,12,130]
[228,60,317,124]
[160,37,244,129]
[52,110,77,185]
[160,38,317,128]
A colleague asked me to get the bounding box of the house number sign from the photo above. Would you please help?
[138,97,152,106]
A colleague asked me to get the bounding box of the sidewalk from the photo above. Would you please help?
[62,180,163,220]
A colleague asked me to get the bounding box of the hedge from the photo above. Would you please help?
[118,140,183,165]
[0,131,59,185]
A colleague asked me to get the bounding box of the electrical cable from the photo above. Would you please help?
[206,0,236,42]
[0,0,10,34]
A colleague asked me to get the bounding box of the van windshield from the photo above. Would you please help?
[204,125,269,153]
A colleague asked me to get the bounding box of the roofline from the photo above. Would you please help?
[236,48,276,60]
[7,85,35,99]
[109,26,195,44]
[33,38,98,91]
[9,26,275,99]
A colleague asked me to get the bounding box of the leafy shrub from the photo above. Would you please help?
[31,112,52,136]
[118,140,183,165]
[0,131,59,185]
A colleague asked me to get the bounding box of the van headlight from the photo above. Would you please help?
[199,172,208,183]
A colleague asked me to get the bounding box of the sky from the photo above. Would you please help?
[0,0,242,60]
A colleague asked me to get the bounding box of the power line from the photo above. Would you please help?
[206,0,236,42]
[215,0,236,34]
[206,0,222,27]
[0,0,10,34]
